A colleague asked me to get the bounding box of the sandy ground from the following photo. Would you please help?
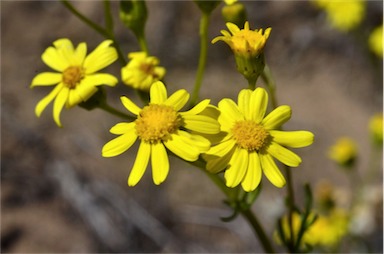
[1,1,383,253]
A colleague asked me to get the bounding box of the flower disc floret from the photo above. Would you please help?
[232,120,269,151]
[62,66,85,89]
[135,104,181,143]
[102,81,220,187]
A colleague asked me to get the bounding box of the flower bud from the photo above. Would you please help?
[222,2,247,27]
[119,0,147,37]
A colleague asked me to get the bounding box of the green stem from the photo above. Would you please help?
[61,0,126,66]
[241,208,275,253]
[98,102,135,121]
[190,11,210,106]
[261,65,277,109]
[103,0,114,34]
[136,32,149,54]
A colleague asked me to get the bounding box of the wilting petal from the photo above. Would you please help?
[260,153,286,188]
[150,81,167,103]
[102,131,138,157]
[165,89,189,111]
[31,72,62,87]
[120,96,141,115]
[267,142,302,167]
[250,87,268,123]
[128,141,151,186]
[241,151,262,192]
[66,89,83,107]
[53,87,70,127]
[262,105,291,130]
[224,147,248,188]
[151,143,169,185]
[74,81,98,103]
[269,130,314,148]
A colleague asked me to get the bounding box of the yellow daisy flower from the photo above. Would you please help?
[121,51,166,91]
[369,113,383,145]
[204,87,314,191]
[31,39,118,127]
[102,81,220,186]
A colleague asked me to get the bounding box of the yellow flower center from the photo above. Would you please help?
[140,63,159,79]
[135,104,181,143]
[62,66,85,89]
[231,120,269,151]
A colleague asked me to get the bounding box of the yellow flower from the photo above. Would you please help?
[224,0,237,5]
[31,39,118,127]
[212,21,271,58]
[204,87,314,191]
[368,113,383,145]
[212,22,271,84]
[121,51,166,91]
[314,0,365,32]
[276,209,348,248]
[102,81,220,186]
[368,25,383,58]
[328,137,358,167]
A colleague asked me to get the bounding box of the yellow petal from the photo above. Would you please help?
[165,89,189,111]
[102,132,138,157]
[182,115,220,134]
[35,84,63,117]
[66,89,83,107]
[205,150,234,174]
[83,40,117,74]
[250,87,268,123]
[178,131,211,152]
[241,151,262,192]
[73,81,98,102]
[128,141,151,186]
[73,42,87,66]
[109,122,135,135]
[181,99,211,116]
[224,147,248,187]
[120,96,141,115]
[31,72,62,87]
[260,153,286,188]
[269,130,314,148]
[205,137,236,157]
[238,89,252,119]
[164,133,200,161]
[218,98,244,124]
[267,142,302,167]
[83,73,118,87]
[227,22,240,34]
[53,87,70,127]
[150,81,167,103]
[42,46,69,72]
[262,105,291,130]
[151,142,169,185]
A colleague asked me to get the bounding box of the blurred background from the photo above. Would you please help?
[1,1,383,253]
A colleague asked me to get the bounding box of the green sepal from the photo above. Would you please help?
[119,0,147,37]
